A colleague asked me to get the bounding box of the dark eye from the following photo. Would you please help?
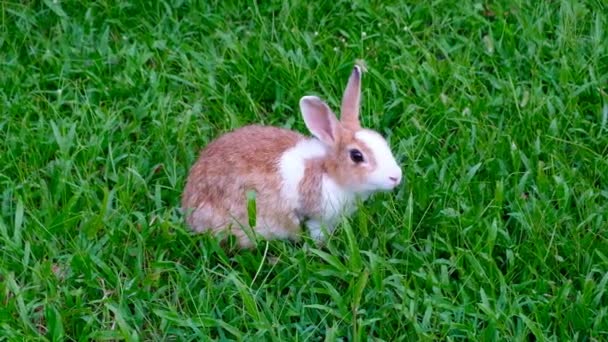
[349,149,364,163]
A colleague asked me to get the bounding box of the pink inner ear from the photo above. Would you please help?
[300,96,339,145]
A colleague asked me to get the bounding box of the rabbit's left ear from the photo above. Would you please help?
[340,65,363,131]
[300,96,341,145]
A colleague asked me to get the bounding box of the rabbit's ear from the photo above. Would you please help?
[340,65,363,130]
[300,96,341,145]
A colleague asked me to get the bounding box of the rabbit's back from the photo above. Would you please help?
[181,125,305,245]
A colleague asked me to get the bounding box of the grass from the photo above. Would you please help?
[1,0,607,340]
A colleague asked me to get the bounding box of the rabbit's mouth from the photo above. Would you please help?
[362,167,403,192]
[354,177,402,195]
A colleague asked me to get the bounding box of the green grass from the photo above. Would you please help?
[1,0,607,340]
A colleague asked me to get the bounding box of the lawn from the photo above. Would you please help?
[1,0,607,340]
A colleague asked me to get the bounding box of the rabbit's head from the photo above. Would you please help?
[299,64,402,194]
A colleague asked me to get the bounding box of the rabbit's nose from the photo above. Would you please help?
[389,175,401,184]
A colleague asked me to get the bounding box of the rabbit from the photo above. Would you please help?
[181,63,402,248]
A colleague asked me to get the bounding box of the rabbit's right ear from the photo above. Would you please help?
[340,64,363,131]
[300,96,341,145]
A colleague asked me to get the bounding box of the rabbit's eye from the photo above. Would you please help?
[349,149,364,163]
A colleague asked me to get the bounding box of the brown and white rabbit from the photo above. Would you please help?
[181,63,402,248]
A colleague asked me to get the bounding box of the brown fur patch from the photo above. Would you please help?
[318,127,378,189]
[298,159,323,217]
[182,125,305,247]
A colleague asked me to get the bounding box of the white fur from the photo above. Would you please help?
[278,138,327,212]
[355,129,402,190]
[305,219,326,242]
[306,175,360,240]
[321,175,358,222]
